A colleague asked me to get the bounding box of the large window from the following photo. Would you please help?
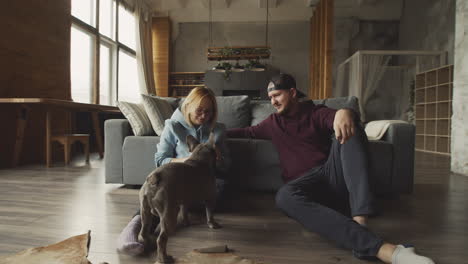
[71,0,140,105]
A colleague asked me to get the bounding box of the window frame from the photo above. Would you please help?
[71,0,137,105]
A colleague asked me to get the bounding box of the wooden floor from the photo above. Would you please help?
[0,152,467,264]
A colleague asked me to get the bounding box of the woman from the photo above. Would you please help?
[117,87,231,255]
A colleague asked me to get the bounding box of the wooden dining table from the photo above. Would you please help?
[0,98,120,167]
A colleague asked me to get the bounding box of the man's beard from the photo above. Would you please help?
[276,102,291,115]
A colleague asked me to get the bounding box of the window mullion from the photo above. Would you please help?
[93,0,101,104]
[119,43,136,56]
[71,17,98,34]
[115,0,120,101]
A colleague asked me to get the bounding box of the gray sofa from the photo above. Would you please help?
[105,96,415,195]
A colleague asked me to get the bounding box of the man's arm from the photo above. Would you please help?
[314,106,356,144]
[227,115,273,139]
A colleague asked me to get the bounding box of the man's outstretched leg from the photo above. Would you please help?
[275,182,435,263]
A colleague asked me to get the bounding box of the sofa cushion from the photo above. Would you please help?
[321,96,360,116]
[142,94,175,135]
[146,95,180,110]
[250,96,360,126]
[117,101,154,136]
[251,100,275,126]
[227,138,283,191]
[216,95,251,129]
[367,140,393,194]
[123,136,160,184]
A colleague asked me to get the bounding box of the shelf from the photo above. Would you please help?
[207,46,271,61]
[170,72,204,75]
[415,100,452,105]
[415,83,452,91]
[415,149,451,156]
[169,72,206,97]
[416,134,450,137]
[415,118,450,121]
[413,64,453,156]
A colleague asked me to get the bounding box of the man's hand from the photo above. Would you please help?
[215,146,224,161]
[333,109,355,144]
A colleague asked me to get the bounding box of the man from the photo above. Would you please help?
[227,73,434,264]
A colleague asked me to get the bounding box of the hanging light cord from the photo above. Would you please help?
[265,0,269,47]
[209,0,213,47]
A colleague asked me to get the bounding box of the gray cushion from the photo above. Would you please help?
[251,100,275,126]
[216,95,251,129]
[141,94,175,135]
[146,95,180,110]
[367,140,393,194]
[117,101,154,136]
[321,96,360,116]
[250,96,360,126]
[227,138,283,191]
[123,136,160,185]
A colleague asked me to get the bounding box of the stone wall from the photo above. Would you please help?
[399,0,455,64]
[332,18,399,96]
[452,0,468,175]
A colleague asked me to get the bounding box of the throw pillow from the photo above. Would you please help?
[216,95,251,129]
[251,100,275,126]
[146,94,181,110]
[117,101,154,136]
[141,94,175,135]
[321,96,361,116]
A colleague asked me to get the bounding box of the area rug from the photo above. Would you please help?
[0,231,105,264]
[0,233,263,264]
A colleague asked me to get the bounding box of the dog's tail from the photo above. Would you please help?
[147,172,162,186]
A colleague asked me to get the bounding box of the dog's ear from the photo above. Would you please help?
[186,135,199,152]
[207,132,215,147]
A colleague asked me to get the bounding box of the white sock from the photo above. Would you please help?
[117,215,144,256]
[392,245,435,264]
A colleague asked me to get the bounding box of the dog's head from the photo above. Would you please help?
[186,133,217,165]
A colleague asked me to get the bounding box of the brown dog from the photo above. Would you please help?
[138,134,221,263]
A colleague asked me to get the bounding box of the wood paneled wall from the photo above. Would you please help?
[0,1,71,167]
[152,17,171,97]
[309,0,333,99]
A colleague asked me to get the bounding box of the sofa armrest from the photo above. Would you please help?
[105,119,132,184]
[381,123,415,194]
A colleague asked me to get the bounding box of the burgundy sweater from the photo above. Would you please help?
[227,101,337,183]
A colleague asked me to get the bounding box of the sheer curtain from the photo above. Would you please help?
[134,0,155,95]
[360,54,392,121]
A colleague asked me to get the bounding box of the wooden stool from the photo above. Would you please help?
[50,134,90,166]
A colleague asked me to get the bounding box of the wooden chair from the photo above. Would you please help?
[49,134,90,166]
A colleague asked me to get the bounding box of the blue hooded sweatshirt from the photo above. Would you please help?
[154,107,231,174]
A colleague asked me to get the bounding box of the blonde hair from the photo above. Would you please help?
[181,87,218,130]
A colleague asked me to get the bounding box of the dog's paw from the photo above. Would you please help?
[207,221,221,229]
[157,254,175,263]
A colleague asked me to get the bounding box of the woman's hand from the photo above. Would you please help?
[333,109,355,144]
[215,146,224,161]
